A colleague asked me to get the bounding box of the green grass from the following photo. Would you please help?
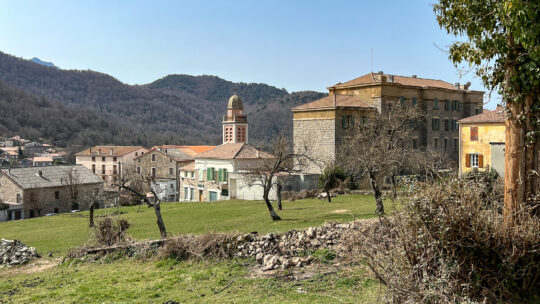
[0,195,386,255]
[0,258,381,303]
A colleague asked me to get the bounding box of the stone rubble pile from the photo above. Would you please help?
[0,238,40,266]
[234,221,367,271]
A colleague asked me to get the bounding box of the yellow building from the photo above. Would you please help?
[458,106,505,176]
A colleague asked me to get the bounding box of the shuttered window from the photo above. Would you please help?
[433,98,439,110]
[400,96,405,107]
[468,154,483,168]
[206,167,214,181]
[412,97,417,106]
[470,126,478,140]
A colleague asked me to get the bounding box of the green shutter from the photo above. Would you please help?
[218,169,223,182]
[223,169,228,181]
[350,116,354,126]
[342,116,346,128]
[434,98,438,109]
[207,168,212,180]
[412,97,417,106]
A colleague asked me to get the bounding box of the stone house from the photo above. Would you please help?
[134,145,215,202]
[293,72,485,173]
[0,165,103,221]
[33,156,54,167]
[458,106,505,176]
[75,146,148,188]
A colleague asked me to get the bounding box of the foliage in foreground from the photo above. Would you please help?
[348,172,540,303]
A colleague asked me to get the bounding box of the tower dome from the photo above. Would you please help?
[228,93,244,110]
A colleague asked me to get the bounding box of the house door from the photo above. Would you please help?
[199,190,203,202]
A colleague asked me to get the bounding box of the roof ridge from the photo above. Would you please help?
[232,143,245,159]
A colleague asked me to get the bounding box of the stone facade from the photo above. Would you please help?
[293,73,485,173]
[135,150,190,202]
[0,173,102,219]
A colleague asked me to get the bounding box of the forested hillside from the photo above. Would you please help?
[0,51,326,147]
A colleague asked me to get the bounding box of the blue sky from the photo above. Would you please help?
[0,0,499,108]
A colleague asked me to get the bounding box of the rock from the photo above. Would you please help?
[0,239,40,266]
[306,227,316,239]
[256,253,264,264]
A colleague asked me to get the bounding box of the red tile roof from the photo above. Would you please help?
[195,143,274,160]
[458,106,505,124]
[330,72,468,91]
[292,94,374,111]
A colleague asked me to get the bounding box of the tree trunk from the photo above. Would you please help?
[89,202,95,227]
[369,171,384,216]
[504,96,540,223]
[263,189,281,221]
[277,183,283,210]
[390,173,397,200]
[326,188,332,202]
[152,202,168,239]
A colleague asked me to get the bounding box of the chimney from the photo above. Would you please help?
[256,150,259,158]
[89,147,92,154]
[98,148,102,154]
[110,149,113,155]
[411,75,417,78]
[455,82,461,89]
[389,75,394,83]
[377,71,384,74]
[333,94,337,108]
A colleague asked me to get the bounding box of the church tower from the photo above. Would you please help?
[223,93,248,144]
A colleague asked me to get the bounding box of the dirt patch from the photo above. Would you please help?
[330,209,349,214]
[0,258,60,277]
[247,262,340,281]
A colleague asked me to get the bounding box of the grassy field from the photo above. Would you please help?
[0,258,381,303]
[0,195,385,255]
[0,195,387,303]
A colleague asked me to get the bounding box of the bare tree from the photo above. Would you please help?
[339,105,422,216]
[242,136,312,221]
[63,167,103,227]
[318,164,345,203]
[116,170,167,238]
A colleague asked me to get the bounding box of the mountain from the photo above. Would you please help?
[30,57,56,68]
[0,51,327,147]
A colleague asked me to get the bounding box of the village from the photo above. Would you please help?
[0,1,538,303]
[0,71,504,222]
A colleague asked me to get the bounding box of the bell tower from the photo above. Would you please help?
[223,93,248,144]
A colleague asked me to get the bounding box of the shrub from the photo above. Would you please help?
[352,175,540,303]
[159,232,234,260]
[94,216,131,247]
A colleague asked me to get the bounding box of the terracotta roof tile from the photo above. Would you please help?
[331,72,465,91]
[195,143,274,160]
[292,94,374,111]
[458,106,505,124]
[75,146,145,157]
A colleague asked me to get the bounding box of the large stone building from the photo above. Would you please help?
[458,106,505,176]
[134,145,215,201]
[0,165,103,221]
[293,72,485,173]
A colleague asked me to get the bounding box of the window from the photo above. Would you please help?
[151,167,156,178]
[454,139,458,152]
[191,172,194,178]
[54,208,59,214]
[400,96,405,107]
[113,165,117,175]
[412,139,418,149]
[209,191,218,202]
[451,100,456,111]
[207,167,215,181]
[29,210,35,218]
[433,98,439,110]
[451,120,457,131]
[434,138,438,148]
[92,157,96,162]
[137,166,141,174]
[16,193,21,203]
[475,109,480,115]
[102,157,105,162]
[470,126,478,140]
[341,115,354,128]
[113,157,117,162]
[467,154,483,168]
[135,152,138,156]
[218,168,228,182]
[445,100,450,111]
[444,119,449,131]
[184,187,189,199]
[444,138,448,151]
[101,165,105,174]
[169,168,174,176]
[412,97,417,106]
[92,164,96,174]
[457,101,461,111]
[151,154,156,162]
[55,191,60,200]
[190,188,194,200]
[432,118,440,131]
[170,183,174,189]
